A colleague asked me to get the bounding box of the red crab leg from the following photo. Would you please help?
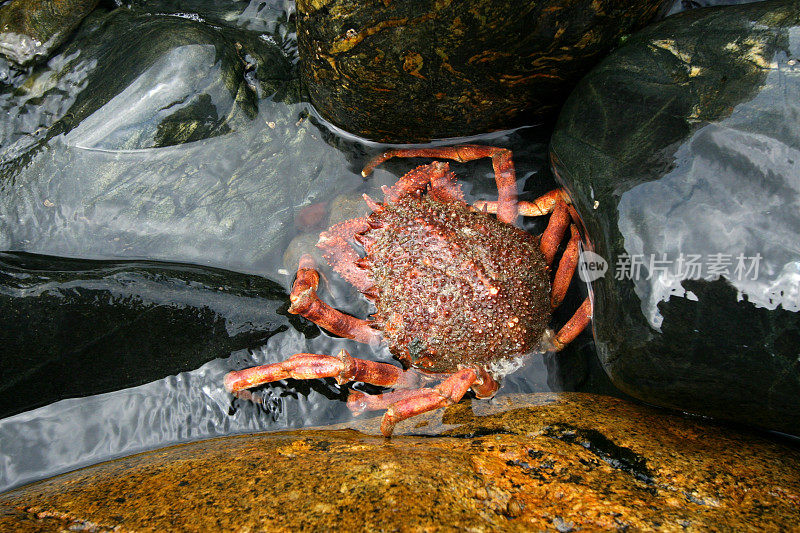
[362,145,518,225]
[347,367,497,416]
[540,201,571,265]
[552,297,592,351]
[289,254,381,345]
[379,161,456,200]
[428,164,465,203]
[347,389,424,416]
[317,218,373,292]
[377,162,465,206]
[550,225,581,308]
[474,188,570,217]
[471,367,501,398]
[380,368,500,437]
[224,350,418,393]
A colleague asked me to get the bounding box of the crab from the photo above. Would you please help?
[225,145,591,436]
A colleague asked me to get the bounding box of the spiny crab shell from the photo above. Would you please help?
[324,164,552,375]
[225,145,591,437]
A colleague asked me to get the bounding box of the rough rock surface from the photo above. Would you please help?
[0,0,98,65]
[297,0,673,141]
[1,393,798,531]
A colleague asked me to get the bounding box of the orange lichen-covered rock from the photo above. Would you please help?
[2,393,799,531]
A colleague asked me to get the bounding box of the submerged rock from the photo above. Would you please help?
[0,4,351,275]
[1,393,798,530]
[550,0,800,434]
[50,9,297,150]
[0,6,297,157]
[0,0,98,65]
[0,252,291,418]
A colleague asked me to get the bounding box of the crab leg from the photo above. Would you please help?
[362,145,518,225]
[428,164,466,203]
[539,200,572,266]
[224,350,418,393]
[347,389,425,416]
[289,254,381,345]
[550,225,581,308]
[474,188,570,217]
[552,297,592,351]
[377,161,458,200]
[347,367,497,417]
[380,368,501,437]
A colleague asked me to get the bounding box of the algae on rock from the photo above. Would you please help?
[297,0,674,142]
[0,0,98,65]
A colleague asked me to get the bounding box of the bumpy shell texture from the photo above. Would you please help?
[362,194,551,374]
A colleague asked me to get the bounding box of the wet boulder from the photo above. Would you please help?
[1,393,799,530]
[0,6,297,156]
[0,252,291,418]
[49,9,297,150]
[0,0,98,65]
[297,0,674,142]
[550,0,800,435]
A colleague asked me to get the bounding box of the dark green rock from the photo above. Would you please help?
[0,0,98,65]
[297,0,673,142]
[0,252,289,418]
[21,7,297,152]
[550,0,800,435]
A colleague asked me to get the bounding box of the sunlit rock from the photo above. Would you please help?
[1,393,798,530]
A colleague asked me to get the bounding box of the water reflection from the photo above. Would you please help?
[0,330,341,492]
[0,120,579,492]
[618,36,800,328]
[0,107,351,275]
[0,0,601,493]
[67,45,236,150]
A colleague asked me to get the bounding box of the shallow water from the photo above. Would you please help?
[0,123,603,491]
[0,0,749,493]
[0,0,614,493]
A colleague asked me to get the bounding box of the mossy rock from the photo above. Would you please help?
[550,0,800,435]
[0,0,98,65]
[297,0,673,142]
